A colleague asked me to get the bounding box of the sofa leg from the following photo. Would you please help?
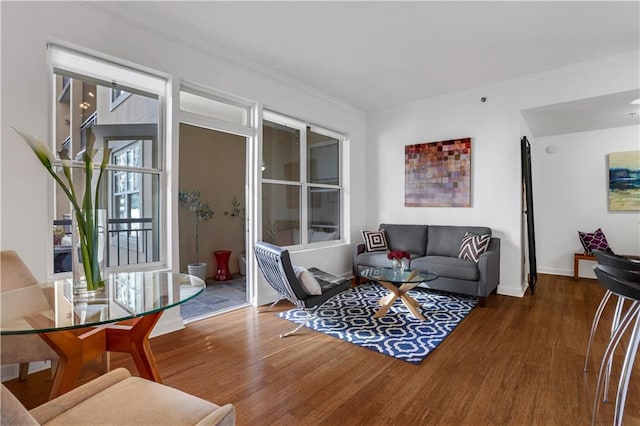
[478,296,487,307]
[352,276,361,287]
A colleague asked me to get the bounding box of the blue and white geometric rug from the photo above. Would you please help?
[277,282,477,364]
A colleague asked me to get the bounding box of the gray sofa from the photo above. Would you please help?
[353,224,501,306]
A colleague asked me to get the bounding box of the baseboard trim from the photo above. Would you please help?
[497,282,527,298]
[150,311,185,338]
[538,266,596,280]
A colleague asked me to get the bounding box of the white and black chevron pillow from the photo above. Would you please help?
[459,232,491,262]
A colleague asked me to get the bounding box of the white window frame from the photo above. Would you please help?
[262,110,345,248]
[47,42,170,278]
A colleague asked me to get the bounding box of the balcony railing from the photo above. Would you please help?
[53,217,157,273]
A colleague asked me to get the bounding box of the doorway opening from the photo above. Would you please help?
[178,123,249,322]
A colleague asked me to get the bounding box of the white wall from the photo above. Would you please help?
[530,125,640,279]
[1,2,368,311]
[368,51,640,297]
[368,86,525,296]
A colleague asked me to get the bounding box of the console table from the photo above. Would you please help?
[574,252,596,281]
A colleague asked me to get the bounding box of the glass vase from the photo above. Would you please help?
[71,209,107,295]
[401,257,410,271]
[391,258,403,273]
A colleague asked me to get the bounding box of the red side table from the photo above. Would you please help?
[213,250,232,281]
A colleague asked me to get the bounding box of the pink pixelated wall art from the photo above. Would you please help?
[405,138,471,207]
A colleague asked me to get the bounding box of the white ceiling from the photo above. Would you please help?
[522,90,640,138]
[87,1,640,115]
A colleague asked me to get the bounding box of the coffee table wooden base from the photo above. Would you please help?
[374,280,425,321]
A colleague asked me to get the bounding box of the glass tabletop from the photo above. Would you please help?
[359,266,439,284]
[0,271,205,335]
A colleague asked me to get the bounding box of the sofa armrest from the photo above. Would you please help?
[352,243,366,277]
[30,368,131,423]
[476,238,501,297]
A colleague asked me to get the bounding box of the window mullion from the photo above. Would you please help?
[300,126,308,246]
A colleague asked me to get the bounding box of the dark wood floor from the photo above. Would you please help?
[5,274,639,425]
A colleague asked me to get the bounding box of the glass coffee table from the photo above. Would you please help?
[359,266,439,321]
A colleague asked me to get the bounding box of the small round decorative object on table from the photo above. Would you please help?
[214,250,232,281]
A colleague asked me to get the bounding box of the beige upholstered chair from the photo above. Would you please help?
[1,367,236,425]
[0,250,59,381]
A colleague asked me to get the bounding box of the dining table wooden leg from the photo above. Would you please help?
[38,326,107,399]
[105,311,163,383]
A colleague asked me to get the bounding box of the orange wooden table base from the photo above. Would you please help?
[31,312,164,399]
[106,312,163,383]
[38,326,107,399]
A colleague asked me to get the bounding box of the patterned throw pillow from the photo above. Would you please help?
[361,230,388,252]
[459,232,491,262]
[578,228,613,254]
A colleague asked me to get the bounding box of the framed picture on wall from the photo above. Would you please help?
[405,137,472,207]
[608,150,640,211]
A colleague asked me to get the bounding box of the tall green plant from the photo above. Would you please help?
[14,127,110,290]
[179,191,214,264]
[224,195,246,252]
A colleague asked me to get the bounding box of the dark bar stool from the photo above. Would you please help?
[591,265,640,426]
[585,250,640,403]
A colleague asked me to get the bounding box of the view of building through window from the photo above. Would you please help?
[52,72,161,273]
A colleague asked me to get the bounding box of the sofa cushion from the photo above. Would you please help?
[459,232,491,262]
[361,230,388,252]
[411,256,480,281]
[426,225,492,257]
[357,251,394,269]
[379,224,428,256]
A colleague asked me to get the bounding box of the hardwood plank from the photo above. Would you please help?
[4,274,639,425]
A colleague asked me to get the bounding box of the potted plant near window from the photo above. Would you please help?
[224,195,246,275]
[179,190,215,281]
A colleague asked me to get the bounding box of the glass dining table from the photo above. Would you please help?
[0,271,204,399]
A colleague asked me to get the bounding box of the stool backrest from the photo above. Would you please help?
[593,249,640,272]
[594,265,640,301]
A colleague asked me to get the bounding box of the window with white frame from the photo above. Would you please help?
[49,44,166,273]
[262,112,343,247]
